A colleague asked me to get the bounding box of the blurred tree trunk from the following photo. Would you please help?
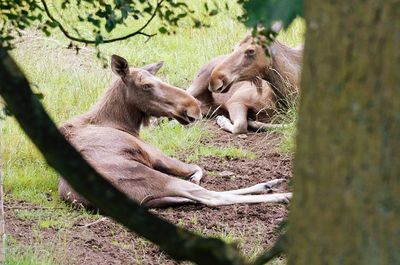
[289,1,400,264]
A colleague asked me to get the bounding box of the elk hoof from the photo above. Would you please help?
[279,193,292,204]
[216,115,229,127]
[264,179,284,190]
[189,167,203,185]
[189,174,201,185]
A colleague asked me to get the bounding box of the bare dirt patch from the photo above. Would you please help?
[5,122,292,264]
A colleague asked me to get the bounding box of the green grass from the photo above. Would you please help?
[278,109,298,154]
[277,19,305,47]
[269,105,298,155]
[6,247,59,265]
[141,119,256,162]
[5,205,102,264]
[1,1,303,263]
[5,236,70,265]
[187,145,256,162]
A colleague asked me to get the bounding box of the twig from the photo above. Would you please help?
[79,217,108,228]
[40,0,164,44]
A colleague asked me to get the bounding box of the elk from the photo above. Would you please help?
[58,55,291,208]
[189,32,303,134]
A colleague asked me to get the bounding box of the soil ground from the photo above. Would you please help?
[5,122,292,265]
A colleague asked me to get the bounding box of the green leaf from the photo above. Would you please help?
[95,34,104,45]
[61,0,70,9]
[34,93,45,100]
[42,26,51,36]
[45,20,58,28]
[3,105,13,117]
[192,18,202,28]
[87,14,101,28]
[204,3,209,12]
[243,0,304,29]
[209,9,218,16]
[158,26,168,34]
[105,17,117,33]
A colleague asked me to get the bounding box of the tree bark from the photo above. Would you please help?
[289,1,400,264]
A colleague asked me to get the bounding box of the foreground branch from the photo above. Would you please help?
[252,234,286,265]
[0,45,246,265]
[40,0,163,44]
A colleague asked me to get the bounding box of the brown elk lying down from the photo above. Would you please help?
[188,33,303,134]
[58,55,291,208]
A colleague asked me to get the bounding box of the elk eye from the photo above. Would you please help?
[246,49,256,57]
[142,84,153,91]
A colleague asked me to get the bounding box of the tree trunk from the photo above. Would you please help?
[289,1,400,264]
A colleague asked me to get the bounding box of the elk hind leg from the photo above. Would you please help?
[221,179,285,195]
[163,178,291,207]
[144,197,195,208]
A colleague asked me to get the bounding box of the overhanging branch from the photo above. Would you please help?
[40,0,163,44]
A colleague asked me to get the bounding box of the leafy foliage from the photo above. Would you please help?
[0,0,214,49]
[233,0,305,56]
[0,0,43,49]
[1,0,303,51]
[240,0,304,29]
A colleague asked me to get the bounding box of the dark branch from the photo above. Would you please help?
[252,234,287,265]
[40,0,163,44]
[0,44,247,265]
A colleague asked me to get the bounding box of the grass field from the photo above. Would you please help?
[1,1,304,263]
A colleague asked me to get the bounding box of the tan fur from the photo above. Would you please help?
[189,35,303,134]
[59,55,292,207]
[59,55,203,207]
[210,37,303,97]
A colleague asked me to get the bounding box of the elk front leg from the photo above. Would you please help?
[137,139,203,184]
[216,102,248,134]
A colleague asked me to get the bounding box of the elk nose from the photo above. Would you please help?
[187,115,196,123]
[184,110,199,123]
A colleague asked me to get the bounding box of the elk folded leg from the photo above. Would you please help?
[136,139,203,184]
[216,102,248,134]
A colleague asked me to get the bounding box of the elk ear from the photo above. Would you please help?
[271,21,283,34]
[142,61,164,75]
[111,55,129,78]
